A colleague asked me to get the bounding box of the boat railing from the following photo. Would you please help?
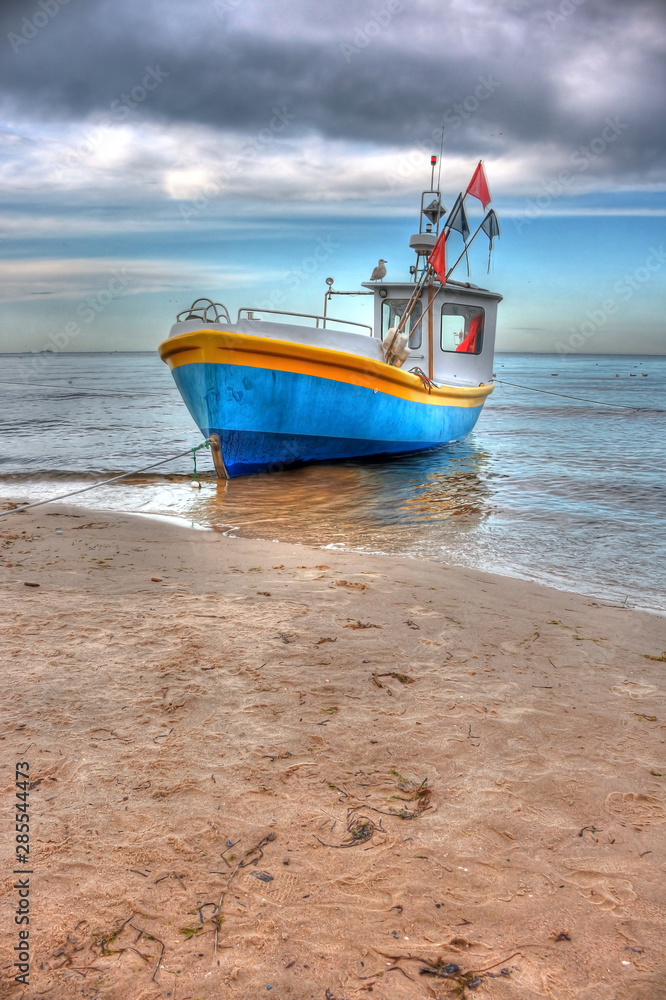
[237,307,373,335]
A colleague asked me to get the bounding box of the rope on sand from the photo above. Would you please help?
[0,441,210,520]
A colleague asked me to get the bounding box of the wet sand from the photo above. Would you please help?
[1,506,665,1000]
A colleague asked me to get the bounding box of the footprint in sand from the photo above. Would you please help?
[610,679,658,699]
[605,791,666,827]
[563,868,636,911]
[247,870,300,905]
[561,857,640,911]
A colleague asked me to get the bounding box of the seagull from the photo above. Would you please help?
[370,259,387,281]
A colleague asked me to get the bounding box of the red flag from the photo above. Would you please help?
[427,228,446,282]
[466,161,491,209]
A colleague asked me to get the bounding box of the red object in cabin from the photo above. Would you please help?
[456,312,483,353]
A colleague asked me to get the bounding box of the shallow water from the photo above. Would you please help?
[0,351,664,610]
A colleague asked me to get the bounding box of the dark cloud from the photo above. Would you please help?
[1,0,665,180]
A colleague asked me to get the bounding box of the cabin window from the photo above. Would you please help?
[381,299,423,350]
[440,304,484,354]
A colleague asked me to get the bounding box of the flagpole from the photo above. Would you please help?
[444,192,471,274]
[394,261,432,335]
[444,218,487,282]
[444,191,469,237]
[444,159,480,236]
[394,272,436,341]
[427,278,435,381]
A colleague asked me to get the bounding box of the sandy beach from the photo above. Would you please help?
[1,506,664,1000]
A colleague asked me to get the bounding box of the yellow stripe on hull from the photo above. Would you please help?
[158,329,494,409]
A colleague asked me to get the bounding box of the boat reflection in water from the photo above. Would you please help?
[400,451,492,524]
[175,440,494,557]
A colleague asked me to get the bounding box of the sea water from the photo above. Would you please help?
[0,352,664,612]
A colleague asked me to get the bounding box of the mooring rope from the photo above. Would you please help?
[494,379,659,411]
[0,441,210,520]
[0,379,167,397]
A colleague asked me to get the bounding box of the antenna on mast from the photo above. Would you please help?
[408,158,446,281]
[436,124,444,190]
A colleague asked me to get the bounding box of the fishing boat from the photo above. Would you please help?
[158,159,502,478]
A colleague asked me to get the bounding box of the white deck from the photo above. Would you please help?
[168,318,386,363]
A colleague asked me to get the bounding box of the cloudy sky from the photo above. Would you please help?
[1,0,665,354]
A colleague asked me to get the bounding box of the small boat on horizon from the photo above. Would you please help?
[158,159,502,478]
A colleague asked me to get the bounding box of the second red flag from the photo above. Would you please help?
[428,228,447,282]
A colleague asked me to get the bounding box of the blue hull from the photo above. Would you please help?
[173,362,484,477]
